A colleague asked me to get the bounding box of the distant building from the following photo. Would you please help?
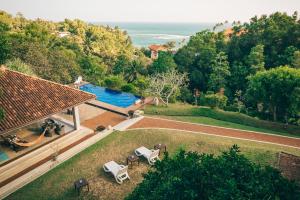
[149,45,167,60]
[223,28,245,38]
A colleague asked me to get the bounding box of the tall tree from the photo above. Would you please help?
[79,55,107,85]
[147,69,188,106]
[175,31,225,92]
[47,47,81,84]
[149,51,177,74]
[246,66,300,121]
[292,50,300,69]
[227,12,300,68]
[208,52,230,92]
[247,44,265,74]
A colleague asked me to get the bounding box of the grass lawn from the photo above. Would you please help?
[7,129,300,200]
[145,103,300,138]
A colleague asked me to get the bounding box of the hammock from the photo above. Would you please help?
[13,127,48,147]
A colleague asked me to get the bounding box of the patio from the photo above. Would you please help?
[0,118,74,165]
[0,67,97,195]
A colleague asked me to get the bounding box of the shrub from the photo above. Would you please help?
[126,145,300,200]
[177,87,194,104]
[5,58,35,76]
[121,83,137,94]
[133,76,150,96]
[103,75,124,90]
[205,93,228,109]
[224,105,239,112]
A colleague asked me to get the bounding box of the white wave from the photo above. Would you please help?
[132,33,190,40]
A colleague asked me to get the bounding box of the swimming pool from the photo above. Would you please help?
[80,84,140,108]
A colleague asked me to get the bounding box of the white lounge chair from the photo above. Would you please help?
[135,146,160,165]
[103,161,130,184]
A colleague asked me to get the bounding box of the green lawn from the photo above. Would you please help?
[145,103,300,138]
[7,129,300,200]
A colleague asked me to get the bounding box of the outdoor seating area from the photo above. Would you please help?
[102,144,165,186]
[0,118,74,164]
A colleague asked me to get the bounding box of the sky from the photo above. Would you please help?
[0,0,299,23]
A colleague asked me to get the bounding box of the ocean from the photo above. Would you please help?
[93,22,216,47]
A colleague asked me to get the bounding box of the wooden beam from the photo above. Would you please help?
[72,107,80,130]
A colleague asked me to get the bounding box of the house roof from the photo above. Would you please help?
[224,28,245,37]
[149,44,167,51]
[0,67,95,135]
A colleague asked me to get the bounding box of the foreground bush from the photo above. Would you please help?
[126,145,299,200]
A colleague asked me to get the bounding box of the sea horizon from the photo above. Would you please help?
[93,22,226,47]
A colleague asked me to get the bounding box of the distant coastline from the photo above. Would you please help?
[93,22,217,47]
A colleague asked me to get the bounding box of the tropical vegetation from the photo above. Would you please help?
[127,145,299,200]
[0,10,299,125]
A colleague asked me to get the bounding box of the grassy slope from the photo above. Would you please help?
[8,129,300,200]
[145,103,300,138]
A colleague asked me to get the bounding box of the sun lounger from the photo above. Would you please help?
[135,146,160,165]
[103,161,130,184]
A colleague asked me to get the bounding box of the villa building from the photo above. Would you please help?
[149,44,167,59]
[0,67,97,197]
[224,28,245,38]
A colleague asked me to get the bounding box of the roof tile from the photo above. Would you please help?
[0,67,95,134]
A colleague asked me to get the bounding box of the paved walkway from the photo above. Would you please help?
[129,117,300,149]
[82,111,127,130]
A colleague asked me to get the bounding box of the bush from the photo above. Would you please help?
[103,75,124,90]
[224,105,239,112]
[121,83,137,94]
[126,145,300,200]
[177,87,194,104]
[132,76,150,96]
[204,93,228,109]
[5,58,35,76]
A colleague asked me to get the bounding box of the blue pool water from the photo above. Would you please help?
[80,84,140,108]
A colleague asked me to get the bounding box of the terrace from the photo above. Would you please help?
[0,67,146,198]
[0,67,97,164]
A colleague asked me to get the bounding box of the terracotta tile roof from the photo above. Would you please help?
[0,67,95,134]
[149,44,167,51]
[224,28,245,37]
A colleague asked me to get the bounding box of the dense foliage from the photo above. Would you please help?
[126,145,300,200]
[174,11,300,123]
[1,10,300,124]
[0,10,149,87]
[205,92,228,109]
[247,66,300,122]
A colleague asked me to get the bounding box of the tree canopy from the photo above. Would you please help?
[126,145,299,200]
[246,66,300,121]
[0,10,149,85]
[1,10,300,124]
